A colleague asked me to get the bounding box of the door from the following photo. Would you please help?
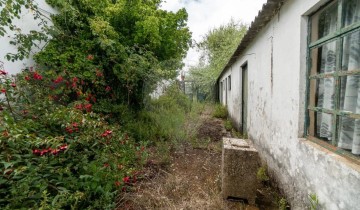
[225,78,228,105]
[242,64,248,136]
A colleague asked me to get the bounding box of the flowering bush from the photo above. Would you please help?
[0,67,147,209]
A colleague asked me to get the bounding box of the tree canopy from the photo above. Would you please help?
[189,19,247,100]
[1,0,191,109]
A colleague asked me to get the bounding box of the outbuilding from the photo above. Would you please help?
[217,0,360,209]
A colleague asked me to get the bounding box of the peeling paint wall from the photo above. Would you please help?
[219,0,360,209]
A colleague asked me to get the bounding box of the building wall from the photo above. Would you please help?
[0,0,55,75]
[219,0,360,209]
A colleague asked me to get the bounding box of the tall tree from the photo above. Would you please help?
[35,0,191,108]
[1,0,191,109]
[189,19,247,100]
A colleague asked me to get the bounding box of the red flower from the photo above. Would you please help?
[10,83,16,88]
[32,149,41,155]
[87,55,94,60]
[0,70,7,75]
[54,76,63,83]
[105,86,111,92]
[75,104,83,110]
[115,181,121,187]
[66,126,73,134]
[84,104,92,112]
[3,130,9,137]
[25,75,30,81]
[72,77,79,83]
[96,71,103,77]
[85,93,92,101]
[104,163,110,167]
[123,176,130,183]
[101,130,112,137]
[1,89,6,93]
[40,148,51,156]
[59,144,68,151]
[51,149,59,155]
[33,72,43,80]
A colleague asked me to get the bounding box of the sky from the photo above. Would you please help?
[160,0,267,71]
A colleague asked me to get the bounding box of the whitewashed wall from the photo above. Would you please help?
[219,0,360,209]
[0,0,56,75]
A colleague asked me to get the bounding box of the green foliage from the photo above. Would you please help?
[125,83,191,144]
[278,197,289,210]
[33,0,191,108]
[189,19,247,100]
[212,104,228,119]
[1,0,191,108]
[224,120,232,131]
[0,69,146,209]
[0,0,51,61]
[309,193,319,210]
[257,166,270,182]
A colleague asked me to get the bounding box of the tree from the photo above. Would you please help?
[1,0,191,109]
[189,19,247,101]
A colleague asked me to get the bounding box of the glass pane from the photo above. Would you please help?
[309,78,336,109]
[310,111,333,141]
[311,2,338,42]
[340,75,360,113]
[310,41,337,75]
[338,116,360,155]
[342,0,360,27]
[342,30,360,71]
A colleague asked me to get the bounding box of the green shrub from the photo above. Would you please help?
[212,104,228,119]
[224,120,232,131]
[257,166,270,182]
[124,84,190,145]
[0,70,146,209]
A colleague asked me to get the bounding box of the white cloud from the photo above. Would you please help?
[161,0,267,70]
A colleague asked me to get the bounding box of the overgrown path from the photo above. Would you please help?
[117,105,280,210]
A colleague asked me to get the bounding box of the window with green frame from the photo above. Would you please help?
[307,0,360,156]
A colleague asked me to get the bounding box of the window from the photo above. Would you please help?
[307,0,360,156]
[228,75,231,90]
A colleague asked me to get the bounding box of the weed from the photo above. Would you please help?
[212,104,228,119]
[309,193,319,210]
[257,166,270,182]
[278,197,289,210]
[224,120,232,131]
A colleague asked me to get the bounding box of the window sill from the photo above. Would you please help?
[300,137,360,172]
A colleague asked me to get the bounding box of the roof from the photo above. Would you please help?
[217,0,286,81]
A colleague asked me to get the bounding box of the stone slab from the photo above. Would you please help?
[222,138,260,205]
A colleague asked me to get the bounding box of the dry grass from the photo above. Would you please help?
[116,167,242,210]
[116,104,280,210]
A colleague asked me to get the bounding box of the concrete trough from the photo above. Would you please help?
[221,137,260,204]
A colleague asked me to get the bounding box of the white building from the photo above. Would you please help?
[0,0,55,75]
[217,0,360,209]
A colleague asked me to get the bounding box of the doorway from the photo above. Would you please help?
[241,64,248,135]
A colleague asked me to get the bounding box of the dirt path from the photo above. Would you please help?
[117,105,280,210]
